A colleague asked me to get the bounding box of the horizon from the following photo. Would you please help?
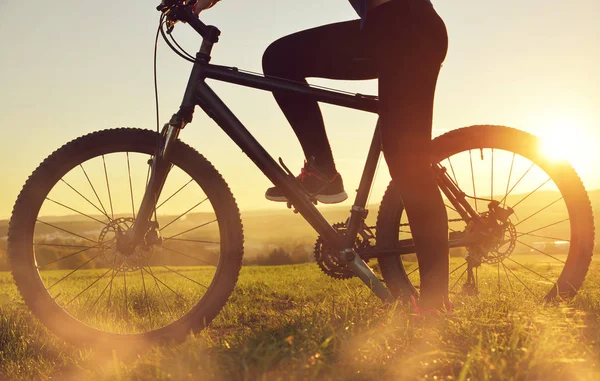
[0,0,598,220]
[0,187,597,224]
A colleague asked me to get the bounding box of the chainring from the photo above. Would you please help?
[314,222,374,280]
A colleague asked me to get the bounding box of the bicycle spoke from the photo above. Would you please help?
[79,164,110,219]
[447,157,459,188]
[102,155,115,219]
[505,257,555,284]
[45,197,108,225]
[514,197,564,227]
[123,271,128,321]
[36,220,97,244]
[516,239,566,264]
[502,262,538,299]
[160,266,208,289]
[445,203,458,214]
[160,245,216,266]
[167,238,220,245]
[126,152,136,219]
[497,262,501,291]
[46,251,105,291]
[450,266,468,293]
[163,219,218,241]
[160,198,209,232]
[156,178,195,211]
[142,267,189,305]
[511,177,552,209]
[449,261,468,276]
[107,269,115,307]
[65,268,113,307]
[517,232,569,242]
[34,243,94,249]
[89,268,118,312]
[499,162,535,205]
[140,268,152,323]
[503,153,516,208]
[517,218,570,237]
[469,150,478,212]
[36,244,100,268]
[147,266,176,322]
[406,266,419,277]
[501,262,515,296]
[60,179,111,221]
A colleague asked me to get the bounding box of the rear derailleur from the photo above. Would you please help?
[462,252,481,295]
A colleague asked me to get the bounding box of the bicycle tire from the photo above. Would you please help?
[376,125,594,301]
[8,128,244,348]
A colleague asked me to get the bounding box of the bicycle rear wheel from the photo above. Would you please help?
[8,128,244,347]
[376,125,594,301]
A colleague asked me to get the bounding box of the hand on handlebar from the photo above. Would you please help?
[192,0,219,15]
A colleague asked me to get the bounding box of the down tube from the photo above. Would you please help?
[195,82,345,249]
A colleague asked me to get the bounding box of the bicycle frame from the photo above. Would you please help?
[130,6,479,301]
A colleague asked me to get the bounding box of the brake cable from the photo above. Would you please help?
[154,15,166,134]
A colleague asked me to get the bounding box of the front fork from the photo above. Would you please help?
[127,117,184,249]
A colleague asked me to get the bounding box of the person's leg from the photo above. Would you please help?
[368,0,450,309]
[262,21,376,176]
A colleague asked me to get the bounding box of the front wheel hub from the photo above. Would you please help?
[99,217,154,272]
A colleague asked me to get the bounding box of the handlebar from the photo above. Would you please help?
[157,0,221,43]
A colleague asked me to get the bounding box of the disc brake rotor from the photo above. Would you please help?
[98,217,154,272]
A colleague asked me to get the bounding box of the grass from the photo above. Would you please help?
[0,259,599,380]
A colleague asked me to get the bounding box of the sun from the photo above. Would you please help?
[538,116,595,172]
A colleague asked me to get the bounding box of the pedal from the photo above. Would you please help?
[286,201,299,214]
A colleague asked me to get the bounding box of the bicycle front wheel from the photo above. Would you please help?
[376,125,594,302]
[8,128,244,347]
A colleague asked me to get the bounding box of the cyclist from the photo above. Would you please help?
[194,0,451,311]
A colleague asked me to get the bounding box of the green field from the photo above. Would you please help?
[1,257,599,381]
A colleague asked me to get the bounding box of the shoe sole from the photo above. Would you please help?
[265,191,348,204]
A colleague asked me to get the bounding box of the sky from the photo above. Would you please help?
[0,0,598,220]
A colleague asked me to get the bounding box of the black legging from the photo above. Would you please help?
[262,0,450,308]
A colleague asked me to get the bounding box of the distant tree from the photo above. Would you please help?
[0,248,8,271]
[290,244,312,264]
[265,248,292,265]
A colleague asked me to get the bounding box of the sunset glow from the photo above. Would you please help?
[539,116,595,171]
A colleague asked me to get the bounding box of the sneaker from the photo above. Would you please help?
[265,162,348,204]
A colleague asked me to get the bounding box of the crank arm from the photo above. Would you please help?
[342,249,394,303]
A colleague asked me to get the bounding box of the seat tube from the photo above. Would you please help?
[344,121,382,247]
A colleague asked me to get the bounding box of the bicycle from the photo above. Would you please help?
[7,0,594,348]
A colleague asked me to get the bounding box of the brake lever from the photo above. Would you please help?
[166,20,175,34]
[157,0,198,34]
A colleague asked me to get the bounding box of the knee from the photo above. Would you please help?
[262,37,297,78]
[383,142,432,179]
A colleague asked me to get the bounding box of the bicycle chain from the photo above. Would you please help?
[315,219,465,280]
[393,217,465,228]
